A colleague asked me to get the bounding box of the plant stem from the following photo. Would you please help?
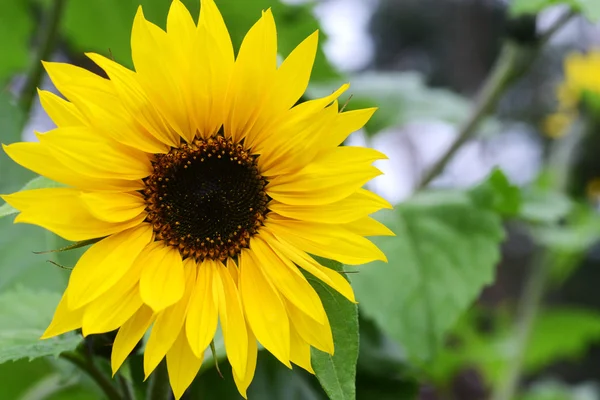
[61,352,123,400]
[491,118,588,400]
[119,375,137,400]
[18,0,67,116]
[416,12,574,190]
[490,252,549,400]
[147,361,172,400]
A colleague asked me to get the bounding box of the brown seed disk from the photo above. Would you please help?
[143,135,269,261]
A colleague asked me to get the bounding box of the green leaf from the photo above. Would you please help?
[0,287,82,363]
[0,2,33,84]
[352,191,505,361]
[0,92,32,193]
[0,176,64,219]
[510,0,600,22]
[524,308,600,373]
[519,379,599,400]
[469,169,522,217]
[520,191,573,224]
[429,306,600,387]
[308,259,358,400]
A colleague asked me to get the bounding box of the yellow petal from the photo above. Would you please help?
[232,325,258,399]
[37,127,151,180]
[43,61,168,154]
[1,142,144,192]
[144,259,196,378]
[185,259,218,358]
[253,85,348,172]
[41,288,84,339]
[216,261,248,380]
[239,249,291,367]
[266,147,384,206]
[82,284,143,336]
[37,89,85,127]
[266,216,387,265]
[164,0,197,142]
[195,0,234,136]
[274,31,319,112]
[67,224,153,310]
[265,232,355,303]
[225,9,277,144]
[250,236,326,324]
[226,257,239,285]
[287,301,333,354]
[343,216,395,237]
[269,189,392,224]
[268,147,386,191]
[85,52,178,149]
[199,0,234,64]
[2,188,145,241]
[111,305,155,375]
[167,0,196,48]
[320,107,378,150]
[166,328,204,400]
[140,244,185,312]
[131,7,188,143]
[80,191,146,223]
[290,326,314,374]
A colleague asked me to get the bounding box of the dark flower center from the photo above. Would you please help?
[143,136,269,261]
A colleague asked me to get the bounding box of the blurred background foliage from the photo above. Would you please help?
[3,0,600,399]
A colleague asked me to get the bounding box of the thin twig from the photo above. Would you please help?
[18,0,67,115]
[416,12,574,190]
[61,352,123,400]
[539,10,576,46]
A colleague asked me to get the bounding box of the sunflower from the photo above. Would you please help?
[2,0,392,397]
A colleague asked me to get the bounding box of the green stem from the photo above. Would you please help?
[416,13,574,190]
[147,361,171,400]
[118,375,137,400]
[18,0,67,116]
[60,352,123,400]
[491,118,588,400]
[490,252,549,400]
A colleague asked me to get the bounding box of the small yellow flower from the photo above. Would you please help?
[1,0,392,397]
[544,50,600,138]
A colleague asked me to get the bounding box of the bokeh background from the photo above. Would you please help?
[2,0,600,399]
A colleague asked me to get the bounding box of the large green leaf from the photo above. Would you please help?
[0,287,82,363]
[353,188,505,361]
[0,2,33,84]
[308,259,359,400]
[61,0,337,81]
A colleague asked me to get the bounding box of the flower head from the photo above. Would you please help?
[2,0,392,397]
[544,50,600,138]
